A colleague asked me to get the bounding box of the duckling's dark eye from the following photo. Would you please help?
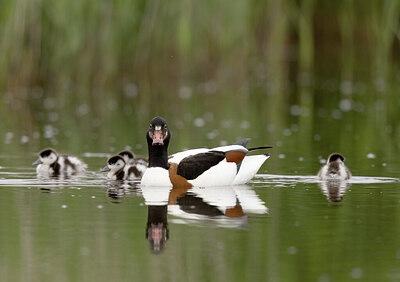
[164,124,167,129]
[149,124,152,129]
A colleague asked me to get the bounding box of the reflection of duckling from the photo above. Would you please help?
[33,148,87,176]
[101,155,146,180]
[318,181,350,202]
[318,153,351,180]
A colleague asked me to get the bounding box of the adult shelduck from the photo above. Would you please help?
[317,153,352,180]
[32,148,87,177]
[140,116,271,187]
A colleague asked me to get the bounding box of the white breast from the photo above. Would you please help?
[141,167,172,187]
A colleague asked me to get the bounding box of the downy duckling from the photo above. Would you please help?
[33,148,87,176]
[318,153,352,180]
[118,150,148,178]
[101,155,146,180]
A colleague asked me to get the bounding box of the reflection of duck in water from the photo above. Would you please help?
[33,148,87,178]
[318,153,351,180]
[146,205,169,253]
[168,185,268,224]
[318,181,350,202]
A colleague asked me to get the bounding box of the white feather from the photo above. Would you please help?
[232,155,269,185]
[187,160,238,187]
[141,167,172,186]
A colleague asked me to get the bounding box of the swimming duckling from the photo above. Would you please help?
[318,153,351,180]
[118,150,148,178]
[101,155,146,180]
[33,148,87,176]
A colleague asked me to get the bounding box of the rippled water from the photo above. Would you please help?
[1,154,400,282]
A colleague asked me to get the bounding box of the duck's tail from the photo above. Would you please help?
[232,154,270,185]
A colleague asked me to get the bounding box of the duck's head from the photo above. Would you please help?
[327,153,345,164]
[147,116,170,147]
[101,155,126,173]
[33,148,58,166]
[118,150,135,163]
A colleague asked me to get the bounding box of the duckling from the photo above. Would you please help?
[33,148,87,176]
[318,153,351,180]
[118,150,148,178]
[101,155,127,180]
[101,155,146,180]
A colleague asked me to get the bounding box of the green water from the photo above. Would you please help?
[1,0,400,281]
[0,153,400,282]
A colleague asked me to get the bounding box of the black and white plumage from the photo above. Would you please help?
[140,116,271,187]
[317,153,352,180]
[118,150,148,174]
[32,148,87,176]
[101,155,146,180]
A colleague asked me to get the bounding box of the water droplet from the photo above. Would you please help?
[287,246,297,255]
[124,83,138,98]
[20,136,29,144]
[4,132,14,144]
[240,120,250,129]
[283,129,292,136]
[366,153,376,159]
[97,205,103,209]
[298,157,304,162]
[48,112,59,122]
[318,274,330,282]
[339,99,352,112]
[91,196,96,199]
[331,109,343,120]
[179,86,192,99]
[290,105,302,116]
[350,268,363,279]
[43,97,55,110]
[61,205,68,208]
[278,154,285,159]
[80,247,90,256]
[193,118,205,127]
[76,104,89,116]
[340,81,353,95]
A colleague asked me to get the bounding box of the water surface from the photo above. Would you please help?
[1,154,400,282]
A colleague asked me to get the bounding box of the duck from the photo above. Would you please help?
[32,148,87,176]
[317,153,352,180]
[140,116,271,187]
[101,155,146,180]
[118,150,148,174]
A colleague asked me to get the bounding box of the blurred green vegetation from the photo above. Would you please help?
[0,0,399,174]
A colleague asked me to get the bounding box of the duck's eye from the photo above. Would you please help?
[164,124,167,129]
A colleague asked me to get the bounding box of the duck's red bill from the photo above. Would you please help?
[152,131,164,145]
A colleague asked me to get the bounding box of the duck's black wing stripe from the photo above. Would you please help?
[177,151,225,180]
[177,194,224,216]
